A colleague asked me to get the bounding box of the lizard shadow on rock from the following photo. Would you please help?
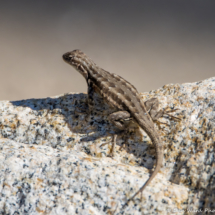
[10,93,155,169]
[10,93,110,137]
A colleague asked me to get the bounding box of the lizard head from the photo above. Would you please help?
[63,49,93,79]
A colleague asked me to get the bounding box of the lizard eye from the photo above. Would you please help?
[68,56,74,61]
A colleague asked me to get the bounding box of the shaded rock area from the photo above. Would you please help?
[0,77,215,215]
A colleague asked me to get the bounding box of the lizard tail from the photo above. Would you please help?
[122,118,163,208]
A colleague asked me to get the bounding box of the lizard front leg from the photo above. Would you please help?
[74,79,95,114]
[87,79,95,113]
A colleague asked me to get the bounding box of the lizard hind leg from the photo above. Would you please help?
[102,111,132,157]
[108,111,132,130]
[144,97,180,123]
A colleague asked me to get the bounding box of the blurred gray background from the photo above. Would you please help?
[0,0,214,100]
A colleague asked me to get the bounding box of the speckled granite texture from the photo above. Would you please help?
[0,77,215,215]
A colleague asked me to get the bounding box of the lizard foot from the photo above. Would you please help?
[100,134,117,157]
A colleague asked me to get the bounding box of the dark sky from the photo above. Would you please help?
[0,0,215,100]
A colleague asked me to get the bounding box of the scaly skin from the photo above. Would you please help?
[62,49,163,207]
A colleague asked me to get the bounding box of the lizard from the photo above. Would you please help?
[62,49,178,208]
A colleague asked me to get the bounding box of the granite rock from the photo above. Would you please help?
[0,77,215,215]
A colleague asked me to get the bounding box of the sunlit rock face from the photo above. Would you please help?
[0,77,215,214]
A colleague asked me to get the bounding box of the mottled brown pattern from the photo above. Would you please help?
[62,49,163,209]
[100,77,109,83]
[110,73,139,96]
[107,82,116,88]
[116,88,124,94]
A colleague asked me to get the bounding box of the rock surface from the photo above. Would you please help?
[0,77,215,215]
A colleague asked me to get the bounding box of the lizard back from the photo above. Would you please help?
[63,49,163,205]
